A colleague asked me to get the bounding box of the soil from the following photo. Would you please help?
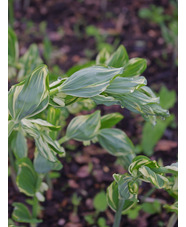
[9,0,178,226]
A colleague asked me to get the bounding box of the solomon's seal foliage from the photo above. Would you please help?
[8,42,176,227]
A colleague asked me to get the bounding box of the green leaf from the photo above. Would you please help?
[21,119,65,162]
[16,158,38,196]
[34,152,62,173]
[118,86,169,124]
[93,191,108,212]
[141,115,174,155]
[128,155,172,188]
[165,162,178,174]
[66,111,101,141]
[12,202,42,224]
[8,120,16,137]
[121,58,147,77]
[28,119,60,131]
[128,155,160,177]
[11,130,28,159]
[65,61,95,77]
[18,44,43,81]
[159,86,177,109]
[60,66,124,97]
[100,113,123,129]
[141,201,161,215]
[35,135,58,162]
[8,65,49,120]
[67,98,95,114]
[91,95,121,106]
[106,45,129,68]
[8,27,19,66]
[21,118,40,138]
[123,203,141,219]
[42,132,65,155]
[98,217,108,227]
[84,215,94,225]
[105,76,147,95]
[97,128,134,157]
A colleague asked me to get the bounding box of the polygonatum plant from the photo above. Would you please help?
[8,41,177,227]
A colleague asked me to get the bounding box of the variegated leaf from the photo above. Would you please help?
[106,45,129,68]
[97,128,135,157]
[107,174,137,213]
[16,158,38,196]
[139,166,170,189]
[121,58,147,77]
[96,48,110,65]
[60,66,124,97]
[66,111,101,141]
[164,201,178,214]
[8,65,49,120]
[91,94,121,106]
[12,203,42,224]
[105,76,147,95]
[18,44,43,81]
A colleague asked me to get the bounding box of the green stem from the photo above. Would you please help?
[58,135,68,145]
[46,173,53,190]
[113,199,125,227]
[30,196,38,227]
[32,195,38,219]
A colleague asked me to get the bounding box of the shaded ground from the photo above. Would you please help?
[9,0,178,226]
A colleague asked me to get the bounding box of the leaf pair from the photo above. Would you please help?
[64,111,135,165]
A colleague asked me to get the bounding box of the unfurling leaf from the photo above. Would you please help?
[107,174,137,212]
[100,113,123,129]
[128,156,170,189]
